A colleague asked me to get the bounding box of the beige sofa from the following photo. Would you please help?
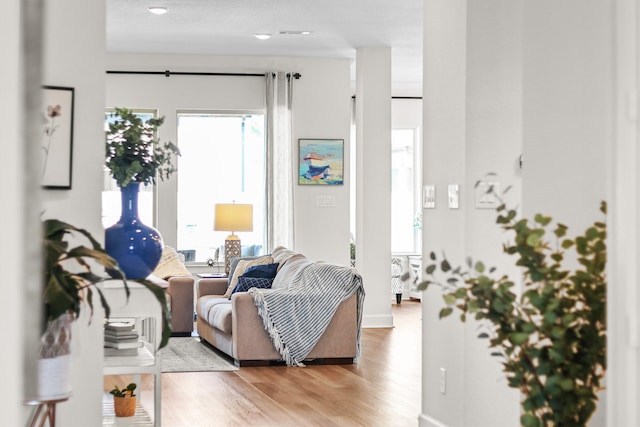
[196,248,362,366]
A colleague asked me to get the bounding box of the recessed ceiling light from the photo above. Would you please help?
[147,6,168,15]
[254,34,271,40]
[278,30,312,35]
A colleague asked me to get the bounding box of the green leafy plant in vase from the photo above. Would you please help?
[418,183,606,427]
[104,107,180,282]
[105,107,180,188]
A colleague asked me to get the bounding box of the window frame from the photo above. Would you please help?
[175,109,267,266]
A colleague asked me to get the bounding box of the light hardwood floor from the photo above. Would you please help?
[107,300,422,427]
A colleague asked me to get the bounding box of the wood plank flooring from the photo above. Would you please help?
[106,300,422,427]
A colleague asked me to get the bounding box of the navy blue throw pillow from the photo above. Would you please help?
[242,262,279,279]
[230,276,273,297]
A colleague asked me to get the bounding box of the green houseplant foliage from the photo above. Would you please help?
[110,382,137,398]
[419,194,606,427]
[43,218,172,348]
[105,107,180,188]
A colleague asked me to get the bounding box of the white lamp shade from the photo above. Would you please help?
[214,204,253,232]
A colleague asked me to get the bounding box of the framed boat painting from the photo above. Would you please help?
[298,138,344,185]
[41,86,74,189]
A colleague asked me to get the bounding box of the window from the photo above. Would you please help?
[102,109,155,229]
[176,113,266,263]
[391,128,421,253]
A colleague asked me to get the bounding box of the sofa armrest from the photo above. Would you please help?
[197,278,228,298]
[166,276,195,335]
[231,291,281,361]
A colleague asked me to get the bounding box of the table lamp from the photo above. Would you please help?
[214,203,253,274]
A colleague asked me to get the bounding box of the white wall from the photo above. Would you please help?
[521,1,612,425]
[40,0,107,425]
[393,98,422,129]
[421,1,469,424]
[105,54,353,267]
[0,1,28,424]
[463,1,523,424]
[421,0,614,426]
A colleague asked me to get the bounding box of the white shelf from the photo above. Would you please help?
[100,281,163,426]
[102,396,153,426]
[104,344,158,375]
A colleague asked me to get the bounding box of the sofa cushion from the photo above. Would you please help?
[198,296,233,334]
[208,303,233,334]
[229,256,260,279]
[231,277,274,296]
[243,263,279,279]
[224,256,274,298]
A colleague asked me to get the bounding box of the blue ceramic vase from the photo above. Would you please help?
[105,182,163,279]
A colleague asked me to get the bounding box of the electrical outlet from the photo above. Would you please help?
[440,367,447,395]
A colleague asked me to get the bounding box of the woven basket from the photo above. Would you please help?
[114,396,136,417]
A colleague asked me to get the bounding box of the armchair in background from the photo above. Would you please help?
[152,246,195,336]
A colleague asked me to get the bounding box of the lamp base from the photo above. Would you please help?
[224,237,241,275]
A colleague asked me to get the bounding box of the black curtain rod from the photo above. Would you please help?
[351,95,423,100]
[106,70,302,79]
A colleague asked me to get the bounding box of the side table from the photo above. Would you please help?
[25,397,69,427]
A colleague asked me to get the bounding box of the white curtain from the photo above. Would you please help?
[265,71,295,251]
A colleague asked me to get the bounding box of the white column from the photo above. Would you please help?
[355,47,393,328]
[0,0,31,424]
[609,0,639,425]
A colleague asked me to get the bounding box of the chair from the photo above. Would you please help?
[391,257,404,304]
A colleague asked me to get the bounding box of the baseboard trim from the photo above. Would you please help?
[419,413,449,427]
[362,314,394,328]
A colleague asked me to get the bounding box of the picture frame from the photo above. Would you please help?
[298,138,344,185]
[41,86,74,189]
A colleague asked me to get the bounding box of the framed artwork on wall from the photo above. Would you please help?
[41,86,74,189]
[298,138,344,185]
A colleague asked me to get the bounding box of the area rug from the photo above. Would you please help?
[159,337,239,373]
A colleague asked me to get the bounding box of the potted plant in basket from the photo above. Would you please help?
[110,383,137,417]
[104,107,180,280]
[39,219,171,400]
[418,181,606,427]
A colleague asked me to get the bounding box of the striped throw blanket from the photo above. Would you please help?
[248,262,365,367]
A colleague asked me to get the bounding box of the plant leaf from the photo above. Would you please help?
[439,307,453,318]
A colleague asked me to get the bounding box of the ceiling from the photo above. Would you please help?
[106,0,423,94]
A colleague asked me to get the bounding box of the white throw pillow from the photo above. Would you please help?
[152,246,191,279]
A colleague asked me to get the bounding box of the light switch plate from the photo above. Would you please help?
[448,184,459,209]
[315,195,336,207]
[423,185,435,209]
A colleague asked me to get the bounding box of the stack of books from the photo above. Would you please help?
[104,321,142,357]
